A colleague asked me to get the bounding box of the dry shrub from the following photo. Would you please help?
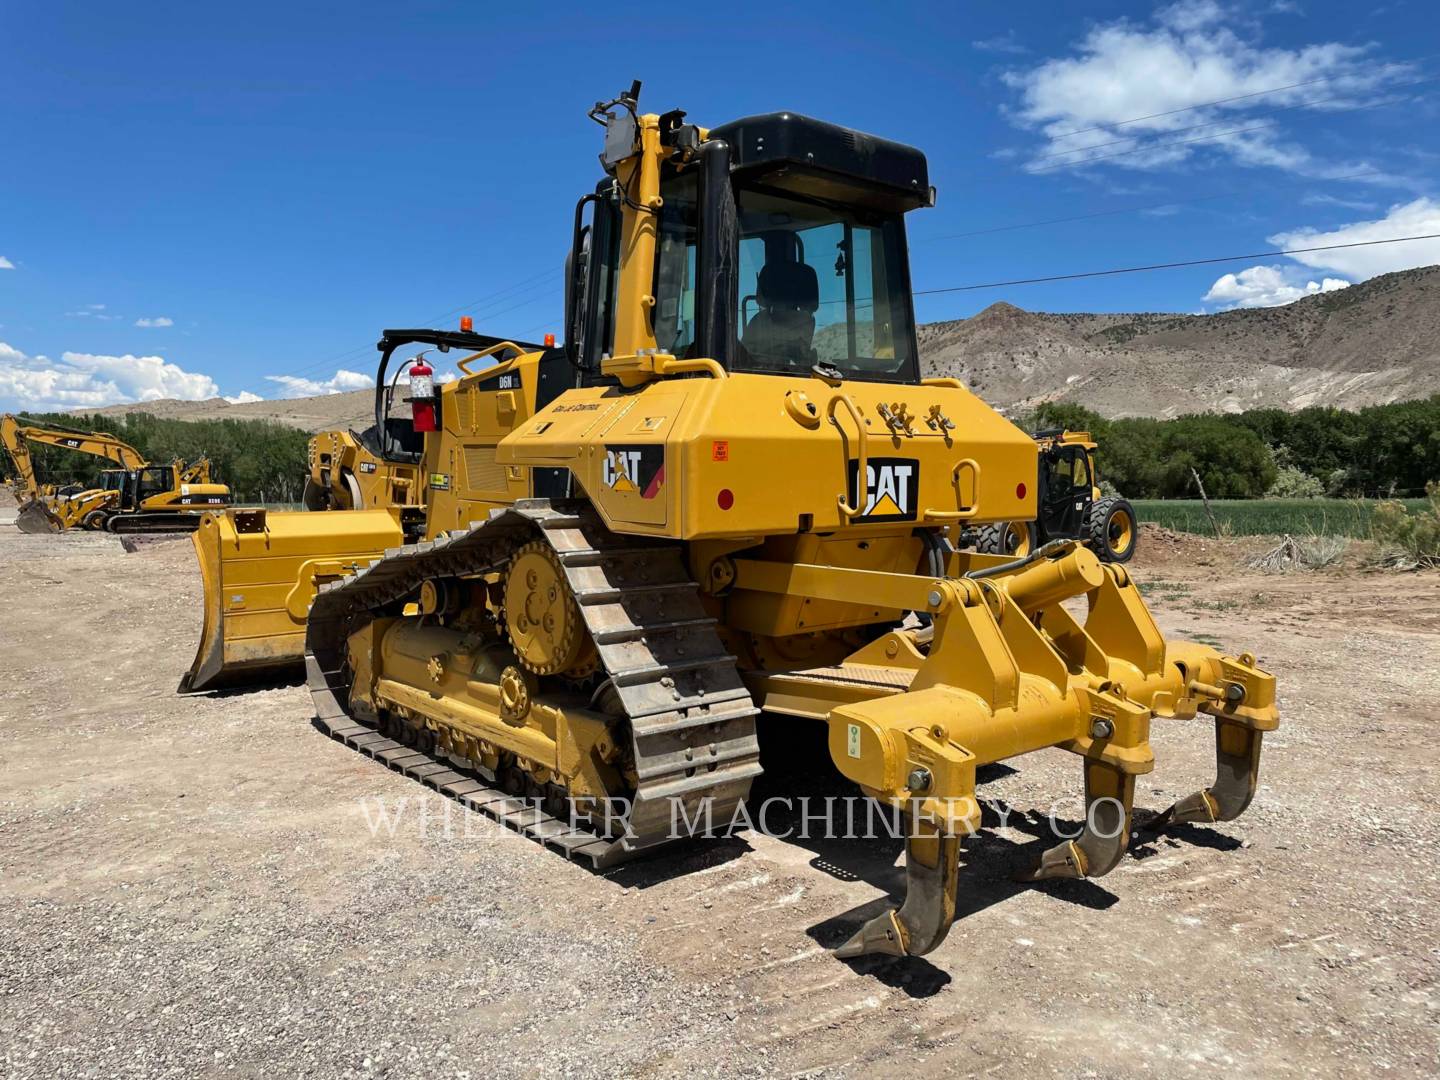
[1246,534,1349,574]
[1369,482,1440,570]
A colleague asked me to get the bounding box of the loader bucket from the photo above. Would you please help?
[15,500,62,534]
[180,507,405,693]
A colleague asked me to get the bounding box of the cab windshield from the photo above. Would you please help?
[653,175,919,383]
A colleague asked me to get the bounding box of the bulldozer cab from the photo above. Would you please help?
[567,104,929,387]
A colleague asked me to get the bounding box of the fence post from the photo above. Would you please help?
[1189,467,1222,540]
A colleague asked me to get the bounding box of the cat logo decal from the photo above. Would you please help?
[848,457,919,523]
[602,445,665,500]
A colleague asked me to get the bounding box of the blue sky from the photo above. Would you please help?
[1,0,1437,409]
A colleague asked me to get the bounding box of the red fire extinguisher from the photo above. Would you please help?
[408,355,437,433]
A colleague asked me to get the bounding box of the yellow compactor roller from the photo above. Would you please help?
[183,85,1279,959]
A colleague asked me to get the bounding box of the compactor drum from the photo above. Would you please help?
[186,86,1280,960]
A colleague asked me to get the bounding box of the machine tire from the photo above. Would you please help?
[1087,496,1138,563]
[80,509,110,531]
[974,520,1035,557]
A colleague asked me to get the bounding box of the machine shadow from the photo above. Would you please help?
[1130,808,1244,855]
[746,717,1120,989]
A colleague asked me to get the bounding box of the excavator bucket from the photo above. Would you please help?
[14,500,62,534]
[180,507,405,693]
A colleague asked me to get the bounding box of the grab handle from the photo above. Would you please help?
[924,458,981,522]
[457,341,529,376]
[828,393,869,520]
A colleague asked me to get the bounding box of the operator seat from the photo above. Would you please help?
[742,259,820,370]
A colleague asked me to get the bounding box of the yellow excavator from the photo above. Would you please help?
[2,414,231,534]
[182,86,1279,960]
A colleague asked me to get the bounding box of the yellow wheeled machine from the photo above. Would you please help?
[185,85,1278,960]
[974,429,1139,563]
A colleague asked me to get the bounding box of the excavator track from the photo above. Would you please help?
[305,498,762,869]
[106,513,205,534]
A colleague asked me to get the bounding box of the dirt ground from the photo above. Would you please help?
[1,516,1437,1078]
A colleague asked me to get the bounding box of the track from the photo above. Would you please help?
[304,498,762,868]
[106,512,205,534]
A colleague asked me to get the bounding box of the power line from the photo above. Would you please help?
[227,267,563,398]
[913,232,1440,296]
[284,266,562,382]
[916,166,1386,243]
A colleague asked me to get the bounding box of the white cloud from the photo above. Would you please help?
[264,369,374,398]
[1001,3,1408,176]
[973,32,1029,56]
[1267,197,1440,278]
[0,256,14,270]
[1203,264,1349,309]
[0,342,225,410]
[134,316,174,328]
[1157,0,1225,32]
[66,306,121,321]
[223,391,264,404]
[1300,192,1378,212]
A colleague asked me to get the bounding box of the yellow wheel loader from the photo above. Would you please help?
[182,85,1278,960]
[974,429,1138,563]
[2,414,231,534]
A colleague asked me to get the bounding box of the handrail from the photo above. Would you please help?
[599,352,728,383]
[660,356,726,379]
[457,341,530,376]
[924,458,981,522]
[827,392,869,520]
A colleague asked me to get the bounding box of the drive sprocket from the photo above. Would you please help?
[503,539,596,677]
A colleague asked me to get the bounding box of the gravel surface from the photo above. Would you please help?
[1,520,1437,1078]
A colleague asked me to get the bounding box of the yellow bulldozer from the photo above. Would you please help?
[181,85,1278,960]
[2,413,231,534]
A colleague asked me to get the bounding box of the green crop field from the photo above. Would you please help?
[1131,498,1431,537]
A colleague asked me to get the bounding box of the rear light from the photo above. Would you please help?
[717,489,734,510]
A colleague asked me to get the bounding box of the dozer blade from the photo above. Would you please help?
[179,507,404,693]
[14,500,63,534]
